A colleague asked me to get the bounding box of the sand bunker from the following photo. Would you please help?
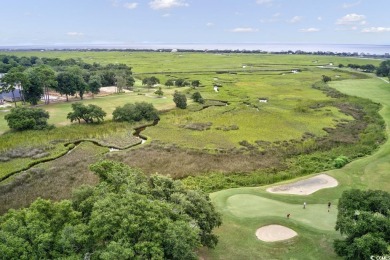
[256,225,297,242]
[267,174,338,195]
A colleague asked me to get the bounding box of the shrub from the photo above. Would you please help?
[334,155,349,168]
[5,107,51,131]
[67,103,106,124]
[173,91,187,109]
[113,102,159,123]
[192,92,204,104]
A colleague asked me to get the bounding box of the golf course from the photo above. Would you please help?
[200,77,390,259]
[0,51,389,258]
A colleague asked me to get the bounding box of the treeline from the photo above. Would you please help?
[2,48,389,58]
[0,54,135,105]
[338,60,390,77]
[5,101,159,131]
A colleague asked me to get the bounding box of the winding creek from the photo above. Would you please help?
[0,119,160,183]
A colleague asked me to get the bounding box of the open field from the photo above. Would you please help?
[0,52,388,257]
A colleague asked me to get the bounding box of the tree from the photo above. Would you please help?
[173,91,187,109]
[23,65,57,105]
[376,60,390,77]
[4,107,50,131]
[142,76,160,91]
[191,80,200,89]
[322,75,332,83]
[165,79,175,88]
[334,189,390,259]
[0,160,222,259]
[0,67,27,107]
[67,103,106,124]
[154,87,164,97]
[65,67,87,100]
[112,102,159,123]
[56,71,77,101]
[88,74,102,98]
[192,91,204,104]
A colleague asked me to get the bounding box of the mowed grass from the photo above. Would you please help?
[201,77,390,259]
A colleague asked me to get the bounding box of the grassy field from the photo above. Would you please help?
[0,52,387,258]
[200,77,390,259]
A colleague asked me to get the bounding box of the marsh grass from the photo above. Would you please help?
[0,121,143,179]
[0,142,105,214]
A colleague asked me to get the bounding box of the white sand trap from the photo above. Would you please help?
[267,174,338,195]
[256,225,297,242]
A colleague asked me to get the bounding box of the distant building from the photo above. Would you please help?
[1,89,22,102]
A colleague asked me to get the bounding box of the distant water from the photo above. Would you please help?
[2,43,389,55]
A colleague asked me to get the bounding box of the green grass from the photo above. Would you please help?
[0,52,387,258]
[200,77,390,259]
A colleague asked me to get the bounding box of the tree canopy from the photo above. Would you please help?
[173,91,187,109]
[112,102,159,123]
[0,160,221,259]
[4,107,51,131]
[334,189,390,259]
[67,103,106,124]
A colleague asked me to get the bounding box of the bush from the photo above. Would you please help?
[334,155,349,168]
[192,92,204,104]
[67,103,106,124]
[5,107,51,131]
[173,91,187,109]
[113,102,159,123]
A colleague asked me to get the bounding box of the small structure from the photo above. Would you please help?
[259,97,268,103]
[213,85,219,92]
[2,89,22,102]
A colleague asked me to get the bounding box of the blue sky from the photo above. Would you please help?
[1,0,389,47]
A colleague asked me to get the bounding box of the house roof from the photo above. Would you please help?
[0,89,22,99]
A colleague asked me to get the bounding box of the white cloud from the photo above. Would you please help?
[231,27,259,33]
[123,2,138,9]
[342,1,361,9]
[299,28,320,32]
[336,13,366,25]
[67,32,84,36]
[287,16,302,23]
[362,27,390,33]
[162,13,171,17]
[256,0,273,5]
[149,0,189,10]
[317,16,322,21]
[206,22,214,27]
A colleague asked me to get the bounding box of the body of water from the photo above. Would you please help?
[1,43,389,55]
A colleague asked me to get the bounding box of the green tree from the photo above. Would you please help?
[56,71,77,101]
[154,87,164,97]
[0,199,85,259]
[88,74,102,98]
[191,80,200,89]
[67,103,106,124]
[165,79,175,88]
[192,91,204,104]
[112,102,159,123]
[322,75,332,83]
[0,160,222,259]
[4,107,51,131]
[0,67,27,107]
[173,91,187,109]
[27,65,57,105]
[334,189,390,259]
[376,60,390,77]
